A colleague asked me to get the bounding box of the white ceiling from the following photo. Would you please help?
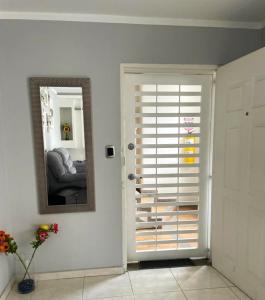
[0,0,265,29]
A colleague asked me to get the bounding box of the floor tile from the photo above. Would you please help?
[230,287,252,299]
[129,268,180,294]
[32,278,83,300]
[214,271,235,287]
[7,278,83,300]
[7,290,32,300]
[184,287,238,300]
[134,291,186,300]
[171,266,229,290]
[7,267,248,300]
[83,274,133,299]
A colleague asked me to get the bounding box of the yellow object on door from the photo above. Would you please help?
[183,136,196,164]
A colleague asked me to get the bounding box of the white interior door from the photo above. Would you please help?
[124,73,213,262]
[212,47,265,300]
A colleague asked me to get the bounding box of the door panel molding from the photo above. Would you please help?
[212,47,265,300]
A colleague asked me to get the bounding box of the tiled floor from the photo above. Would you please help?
[7,266,252,300]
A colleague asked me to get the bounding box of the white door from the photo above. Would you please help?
[212,47,265,300]
[124,74,213,262]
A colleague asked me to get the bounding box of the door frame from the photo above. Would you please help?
[120,64,217,270]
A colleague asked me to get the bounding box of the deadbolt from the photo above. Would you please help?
[128,143,135,150]
[128,173,136,180]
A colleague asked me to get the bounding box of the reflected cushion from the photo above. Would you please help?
[53,147,76,174]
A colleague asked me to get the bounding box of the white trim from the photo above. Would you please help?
[0,11,263,30]
[207,72,216,260]
[121,64,217,75]
[121,65,128,271]
[32,267,125,281]
[120,63,217,265]
[0,278,15,300]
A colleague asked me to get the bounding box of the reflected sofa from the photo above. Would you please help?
[46,149,86,194]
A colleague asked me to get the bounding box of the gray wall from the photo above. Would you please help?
[0,100,14,298]
[0,20,263,295]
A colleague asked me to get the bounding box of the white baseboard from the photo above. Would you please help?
[33,266,125,281]
[0,278,15,300]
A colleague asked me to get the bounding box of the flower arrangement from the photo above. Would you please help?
[62,122,71,140]
[0,231,18,253]
[0,224,59,293]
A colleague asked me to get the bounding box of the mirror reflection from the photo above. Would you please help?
[40,86,87,206]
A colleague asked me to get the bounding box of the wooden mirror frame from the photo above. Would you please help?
[30,77,95,214]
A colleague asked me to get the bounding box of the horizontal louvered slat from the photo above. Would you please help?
[136,154,199,159]
[135,123,201,128]
[136,210,199,218]
[135,133,200,138]
[136,144,200,148]
[137,173,199,178]
[136,192,199,198]
[136,102,201,107]
[136,201,199,208]
[136,183,199,188]
[136,220,198,229]
[135,92,201,96]
[135,113,200,117]
[136,229,198,236]
[136,239,198,245]
[136,163,200,168]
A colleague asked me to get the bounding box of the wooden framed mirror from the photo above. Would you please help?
[30,77,95,214]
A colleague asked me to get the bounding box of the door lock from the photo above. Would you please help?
[128,143,135,150]
[128,173,138,180]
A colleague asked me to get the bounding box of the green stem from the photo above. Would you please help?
[15,252,31,279]
[22,247,38,280]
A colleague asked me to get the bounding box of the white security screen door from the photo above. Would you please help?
[124,74,213,262]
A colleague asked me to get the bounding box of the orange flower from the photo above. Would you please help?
[0,231,5,242]
[3,242,9,252]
